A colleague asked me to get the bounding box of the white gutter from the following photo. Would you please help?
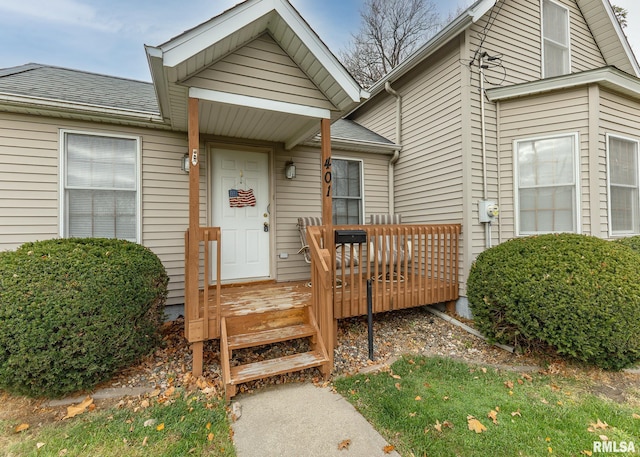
[0,93,164,123]
[385,82,402,215]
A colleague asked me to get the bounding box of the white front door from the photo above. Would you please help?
[212,148,270,281]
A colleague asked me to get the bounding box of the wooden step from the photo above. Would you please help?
[227,323,316,350]
[229,350,327,385]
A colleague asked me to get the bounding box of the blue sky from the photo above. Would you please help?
[0,0,637,82]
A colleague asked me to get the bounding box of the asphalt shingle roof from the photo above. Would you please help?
[0,63,159,114]
[0,64,392,145]
[331,119,394,145]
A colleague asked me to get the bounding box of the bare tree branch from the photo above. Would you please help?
[339,0,441,88]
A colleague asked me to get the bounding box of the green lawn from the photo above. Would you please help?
[334,356,639,457]
[2,392,236,457]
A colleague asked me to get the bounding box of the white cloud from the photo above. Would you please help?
[0,0,122,32]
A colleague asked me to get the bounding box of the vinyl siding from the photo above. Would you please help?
[466,0,606,88]
[462,0,606,280]
[495,88,591,240]
[274,144,391,282]
[0,112,192,306]
[599,89,640,236]
[185,34,335,111]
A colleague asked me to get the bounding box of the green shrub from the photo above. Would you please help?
[616,234,640,253]
[467,233,640,370]
[0,238,168,398]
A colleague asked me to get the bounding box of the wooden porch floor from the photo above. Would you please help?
[200,280,311,318]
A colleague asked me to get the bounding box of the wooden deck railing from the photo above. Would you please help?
[184,227,221,343]
[307,225,335,366]
[308,224,461,320]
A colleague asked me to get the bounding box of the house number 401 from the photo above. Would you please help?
[324,157,332,197]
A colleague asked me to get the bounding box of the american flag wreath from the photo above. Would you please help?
[228,189,257,207]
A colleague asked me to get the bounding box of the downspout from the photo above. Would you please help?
[385,81,401,214]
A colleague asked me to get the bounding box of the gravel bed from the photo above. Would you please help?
[103,306,531,398]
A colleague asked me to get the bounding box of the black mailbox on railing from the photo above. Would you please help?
[334,229,367,244]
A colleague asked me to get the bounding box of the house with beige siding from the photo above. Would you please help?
[347,0,640,316]
[1,0,639,397]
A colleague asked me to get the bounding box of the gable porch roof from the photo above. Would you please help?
[145,0,369,150]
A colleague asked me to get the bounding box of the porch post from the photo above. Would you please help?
[320,118,333,247]
[188,97,204,377]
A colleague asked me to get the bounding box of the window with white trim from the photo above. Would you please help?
[608,135,640,235]
[62,131,140,242]
[332,158,363,224]
[542,0,570,78]
[515,134,579,235]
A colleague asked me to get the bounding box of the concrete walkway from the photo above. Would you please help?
[231,382,401,457]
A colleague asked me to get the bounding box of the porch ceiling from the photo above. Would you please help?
[145,0,368,149]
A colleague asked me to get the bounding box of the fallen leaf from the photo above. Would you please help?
[338,439,351,450]
[207,433,214,442]
[140,399,150,409]
[36,442,45,449]
[467,416,487,434]
[599,435,609,441]
[546,437,551,442]
[163,386,175,397]
[550,384,560,391]
[517,379,524,385]
[522,373,533,382]
[64,396,94,420]
[488,410,498,424]
[143,419,157,428]
[409,412,417,417]
[581,451,593,456]
[149,389,161,398]
[434,420,442,432]
[511,410,522,417]
[391,374,401,380]
[206,422,211,430]
[415,396,422,401]
[548,446,553,453]
[156,423,165,431]
[394,382,401,391]
[541,398,549,404]
[423,382,431,388]
[590,419,608,430]
[14,423,29,433]
[481,367,487,373]
[504,380,514,389]
[383,444,395,454]
[633,413,640,419]
[442,420,453,429]
[142,436,148,447]
[443,396,449,401]
[58,449,68,456]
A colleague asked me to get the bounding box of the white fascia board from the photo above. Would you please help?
[274,0,363,103]
[0,92,164,122]
[144,45,171,120]
[308,136,399,153]
[162,0,275,68]
[597,0,640,77]
[188,87,331,119]
[486,67,640,101]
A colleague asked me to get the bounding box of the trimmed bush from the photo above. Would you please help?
[467,233,640,370]
[616,234,640,253]
[0,238,168,398]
